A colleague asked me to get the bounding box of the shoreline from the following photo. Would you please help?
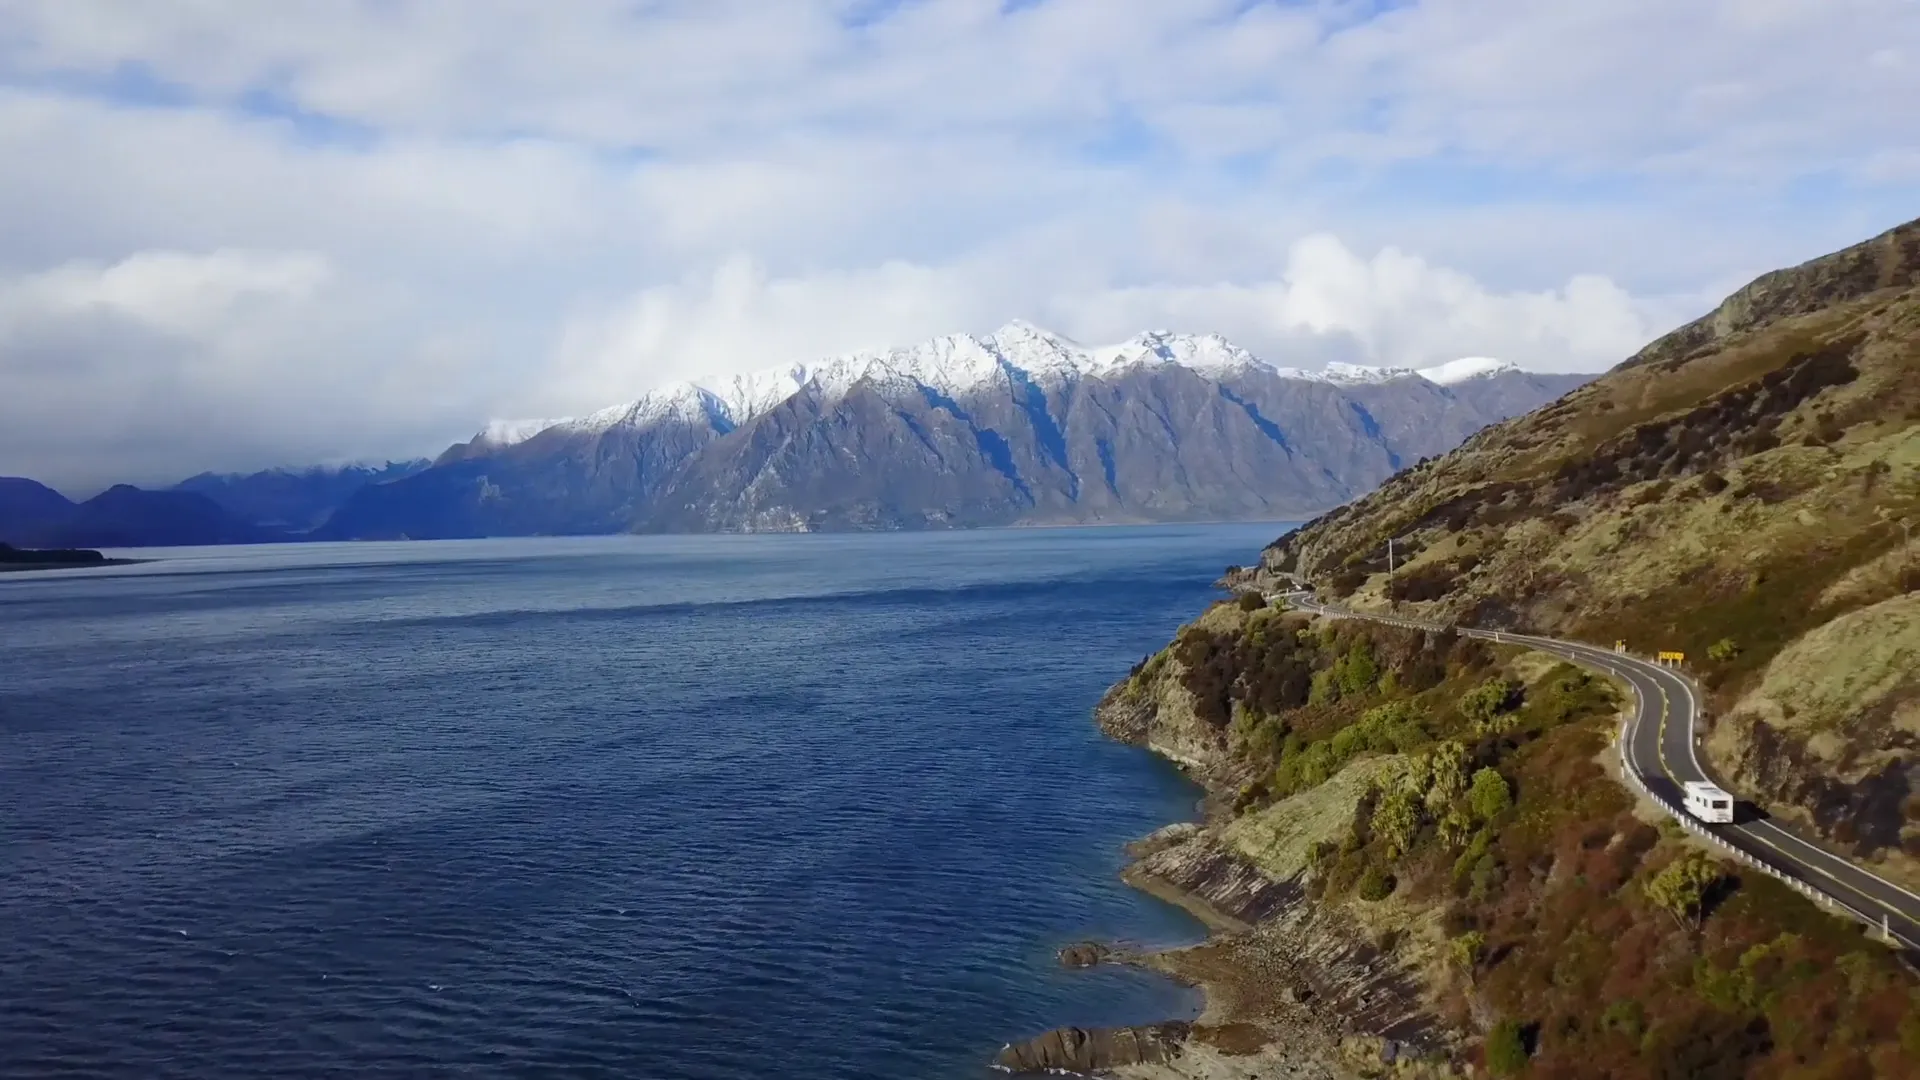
[1085,852,1430,1080]
[993,671,1454,1079]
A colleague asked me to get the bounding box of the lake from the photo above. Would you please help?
[0,524,1288,1079]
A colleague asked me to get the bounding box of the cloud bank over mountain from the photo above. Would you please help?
[0,0,1913,489]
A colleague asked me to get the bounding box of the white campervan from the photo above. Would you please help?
[1683,781,1736,824]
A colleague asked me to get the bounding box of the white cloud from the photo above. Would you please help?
[0,0,1914,489]
[0,249,330,336]
[535,233,1683,419]
[0,250,497,488]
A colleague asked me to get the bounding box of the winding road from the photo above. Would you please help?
[1276,588,1920,951]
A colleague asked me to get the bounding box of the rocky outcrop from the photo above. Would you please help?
[1094,633,1238,788]
[994,1022,1192,1073]
[1617,215,1920,374]
[1124,821,1203,860]
[1127,837,1302,927]
[1057,942,1111,968]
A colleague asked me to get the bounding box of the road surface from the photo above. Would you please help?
[1278,589,1920,950]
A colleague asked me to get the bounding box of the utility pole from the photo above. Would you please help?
[1387,536,1397,610]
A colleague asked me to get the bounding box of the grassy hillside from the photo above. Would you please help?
[1112,598,1920,1078]
[1261,216,1920,888]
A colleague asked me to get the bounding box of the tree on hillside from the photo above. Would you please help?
[1461,676,1520,727]
[1373,790,1422,859]
[1485,1020,1530,1077]
[1449,930,1486,982]
[1337,640,1379,697]
[1469,768,1513,821]
[1645,851,1727,932]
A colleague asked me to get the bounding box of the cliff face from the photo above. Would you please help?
[1261,215,1920,880]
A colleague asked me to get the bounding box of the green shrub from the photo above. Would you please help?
[1449,930,1486,974]
[1485,1020,1530,1077]
[1467,853,1503,903]
[1452,829,1492,884]
[1600,999,1646,1042]
[1356,865,1397,901]
[1236,591,1267,612]
[1646,851,1726,931]
[1460,676,1520,725]
[1331,640,1380,698]
[1308,668,1339,706]
[1469,767,1513,821]
[1373,791,1422,859]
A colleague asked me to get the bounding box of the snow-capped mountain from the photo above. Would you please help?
[320,323,1594,539]
[1416,356,1522,385]
[498,323,1536,446]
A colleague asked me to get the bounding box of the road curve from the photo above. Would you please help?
[1276,589,1920,951]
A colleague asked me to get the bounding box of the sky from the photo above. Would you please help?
[0,0,1916,492]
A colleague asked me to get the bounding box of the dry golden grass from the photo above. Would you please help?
[1722,593,1920,744]
[1222,755,1402,882]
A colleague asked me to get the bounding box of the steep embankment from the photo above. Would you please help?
[1028,595,1920,1079]
[1261,216,1920,889]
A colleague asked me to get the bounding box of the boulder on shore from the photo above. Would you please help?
[994,1023,1190,1073]
[1056,942,1110,968]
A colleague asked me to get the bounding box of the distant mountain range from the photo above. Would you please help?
[174,460,432,531]
[0,324,1595,547]
[0,479,280,549]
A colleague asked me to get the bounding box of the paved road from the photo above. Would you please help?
[1277,589,1920,950]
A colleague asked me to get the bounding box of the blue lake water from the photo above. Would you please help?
[0,524,1287,1079]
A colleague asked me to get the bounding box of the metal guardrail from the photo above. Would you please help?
[1609,712,1912,949]
[1278,593,1914,950]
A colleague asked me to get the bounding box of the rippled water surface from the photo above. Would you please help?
[1,525,1286,1079]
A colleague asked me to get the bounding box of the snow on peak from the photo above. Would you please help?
[552,326,1531,436]
[1089,330,1269,377]
[1415,356,1521,385]
[474,417,571,448]
[1318,361,1418,385]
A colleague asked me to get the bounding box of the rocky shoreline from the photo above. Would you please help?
[992,680,1455,1079]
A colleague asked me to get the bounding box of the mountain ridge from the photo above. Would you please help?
[0,481,282,549]
[173,459,432,531]
[318,325,1592,539]
[467,324,1536,455]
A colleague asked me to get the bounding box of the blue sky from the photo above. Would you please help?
[0,0,1915,488]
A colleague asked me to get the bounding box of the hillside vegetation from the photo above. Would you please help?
[1262,216,1920,888]
[1105,598,1920,1078]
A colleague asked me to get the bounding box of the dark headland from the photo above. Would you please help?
[0,542,144,573]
